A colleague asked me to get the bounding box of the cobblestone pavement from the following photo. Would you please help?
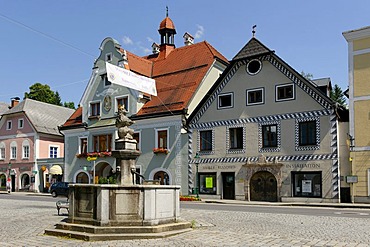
[1,197,370,246]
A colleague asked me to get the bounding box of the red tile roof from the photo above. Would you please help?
[60,106,83,128]
[159,17,175,30]
[137,41,228,116]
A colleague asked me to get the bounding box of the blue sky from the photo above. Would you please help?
[0,1,369,106]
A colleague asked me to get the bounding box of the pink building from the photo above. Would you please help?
[0,98,74,192]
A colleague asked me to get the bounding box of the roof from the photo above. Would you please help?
[60,106,84,129]
[159,17,175,30]
[233,37,273,61]
[0,102,9,116]
[137,41,228,116]
[3,98,74,135]
[312,78,331,87]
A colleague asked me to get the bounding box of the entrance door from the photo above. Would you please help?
[222,172,235,199]
[250,171,277,202]
[11,175,16,192]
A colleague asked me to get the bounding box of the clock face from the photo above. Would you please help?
[103,95,112,111]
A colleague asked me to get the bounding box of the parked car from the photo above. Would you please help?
[50,182,69,198]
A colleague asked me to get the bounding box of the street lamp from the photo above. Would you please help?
[194,153,200,198]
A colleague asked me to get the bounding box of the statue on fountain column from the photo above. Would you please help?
[116,105,135,140]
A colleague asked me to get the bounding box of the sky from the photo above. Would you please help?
[1,1,369,106]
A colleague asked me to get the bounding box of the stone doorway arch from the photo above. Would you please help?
[243,155,283,202]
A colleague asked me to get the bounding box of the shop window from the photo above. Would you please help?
[93,134,112,152]
[0,174,6,188]
[199,173,217,195]
[218,93,233,109]
[246,88,264,105]
[229,127,243,149]
[276,83,294,101]
[292,171,322,197]
[199,130,213,152]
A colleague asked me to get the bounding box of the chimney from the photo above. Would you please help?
[183,32,194,46]
[152,43,160,54]
[10,97,20,109]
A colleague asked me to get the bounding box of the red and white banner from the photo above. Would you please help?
[106,62,157,96]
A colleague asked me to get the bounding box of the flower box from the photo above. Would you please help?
[76,151,112,158]
[152,148,170,154]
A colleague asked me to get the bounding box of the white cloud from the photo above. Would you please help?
[140,46,151,54]
[194,24,204,39]
[147,37,155,43]
[122,36,133,45]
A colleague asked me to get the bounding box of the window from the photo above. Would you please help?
[246,88,264,105]
[116,96,128,111]
[18,119,24,129]
[299,121,316,146]
[49,146,58,158]
[0,147,5,159]
[276,83,294,101]
[292,171,322,197]
[23,145,30,159]
[90,101,101,117]
[93,134,112,152]
[133,132,140,150]
[105,53,112,62]
[11,146,17,159]
[199,173,217,195]
[262,124,277,148]
[156,129,168,149]
[200,130,213,151]
[6,120,12,130]
[102,74,111,87]
[80,137,88,154]
[229,127,243,149]
[246,59,262,75]
[218,93,233,109]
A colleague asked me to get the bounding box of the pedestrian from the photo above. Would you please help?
[6,178,11,194]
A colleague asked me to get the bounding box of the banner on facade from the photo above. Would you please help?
[105,62,157,96]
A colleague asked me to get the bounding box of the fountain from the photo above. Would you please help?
[45,105,191,241]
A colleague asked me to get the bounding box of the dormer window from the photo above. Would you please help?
[105,53,112,62]
[101,74,111,87]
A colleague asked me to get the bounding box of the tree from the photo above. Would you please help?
[330,84,347,107]
[300,71,313,80]
[64,102,75,109]
[24,83,76,109]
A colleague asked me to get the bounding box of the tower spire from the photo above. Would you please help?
[166,6,168,17]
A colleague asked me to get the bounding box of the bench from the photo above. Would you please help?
[56,200,69,216]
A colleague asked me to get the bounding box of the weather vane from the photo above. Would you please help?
[252,25,257,37]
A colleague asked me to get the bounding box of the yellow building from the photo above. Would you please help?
[343,26,370,203]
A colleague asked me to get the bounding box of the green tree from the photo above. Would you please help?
[63,102,75,109]
[24,83,56,104]
[330,84,346,107]
[24,83,76,109]
[300,71,313,80]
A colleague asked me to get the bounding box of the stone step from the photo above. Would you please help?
[55,221,192,234]
[44,226,193,241]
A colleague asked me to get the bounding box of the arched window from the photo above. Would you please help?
[154,171,170,185]
[0,174,6,188]
[22,140,30,159]
[76,172,89,184]
[0,142,5,160]
[10,141,17,160]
